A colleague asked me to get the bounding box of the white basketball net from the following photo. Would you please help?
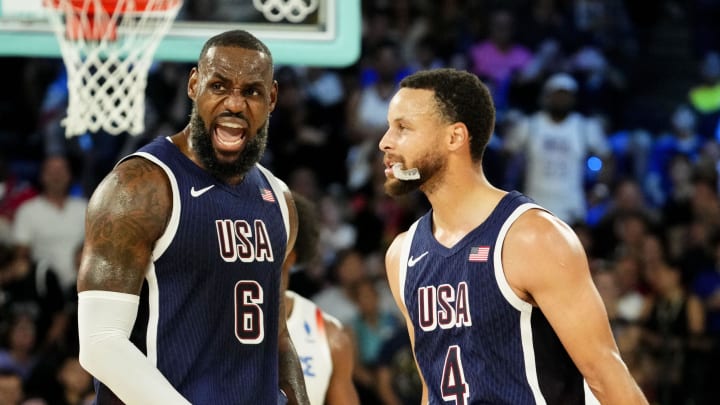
[43,0,182,137]
[252,0,319,23]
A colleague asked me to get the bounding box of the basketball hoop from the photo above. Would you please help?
[42,0,182,137]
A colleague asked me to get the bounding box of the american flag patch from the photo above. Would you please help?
[260,188,275,203]
[468,246,490,262]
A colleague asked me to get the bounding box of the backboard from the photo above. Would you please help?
[0,0,361,67]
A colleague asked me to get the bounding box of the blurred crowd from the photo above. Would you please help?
[2,0,720,404]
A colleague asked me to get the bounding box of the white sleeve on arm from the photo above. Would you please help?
[78,290,191,405]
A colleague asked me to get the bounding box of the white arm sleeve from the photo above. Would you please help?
[78,290,191,405]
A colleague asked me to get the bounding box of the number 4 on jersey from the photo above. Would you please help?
[441,345,469,405]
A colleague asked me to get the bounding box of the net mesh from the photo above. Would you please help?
[43,0,182,137]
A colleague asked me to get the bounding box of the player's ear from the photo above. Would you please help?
[187,67,199,100]
[447,123,468,151]
[268,80,279,113]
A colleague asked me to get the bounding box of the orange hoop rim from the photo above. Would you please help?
[44,0,182,14]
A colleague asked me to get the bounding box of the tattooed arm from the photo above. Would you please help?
[78,157,169,294]
[77,157,190,403]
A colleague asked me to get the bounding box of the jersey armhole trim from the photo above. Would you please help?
[256,164,291,244]
[121,152,182,261]
[113,151,171,367]
[493,203,544,312]
[398,220,420,313]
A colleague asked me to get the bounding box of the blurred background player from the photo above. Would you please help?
[503,72,611,224]
[284,192,360,405]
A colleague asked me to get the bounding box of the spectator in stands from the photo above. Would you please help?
[0,310,39,382]
[348,277,400,405]
[302,67,350,186]
[421,0,473,66]
[692,233,720,339]
[468,9,535,115]
[689,233,720,403]
[504,72,611,224]
[569,0,637,63]
[592,178,658,258]
[317,193,357,268]
[0,368,24,405]
[688,51,720,139]
[312,249,366,327]
[640,259,706,405]
[406,36,445,74]
[312,249,398,328]
[0,241,65,351]
[645,105,705,207]
[0,156,37,245]
[375,327,422,405]
[345,40,404,191]
[11,155,86,293]
[268,67,344,186]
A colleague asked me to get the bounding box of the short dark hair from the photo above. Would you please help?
[291,192,320,267]
[399,68,496,163]
[199,30,273,68]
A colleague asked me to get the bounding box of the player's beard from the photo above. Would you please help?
[384,149,446,197]
[189,105,269,183]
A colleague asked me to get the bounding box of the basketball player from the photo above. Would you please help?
[379,68,649,404]
[283,192,360,405]
[76,30,309,404]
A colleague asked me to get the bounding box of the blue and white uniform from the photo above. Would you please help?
[285,291,336,405]
[399,191,599,405]
[94,136,290,404]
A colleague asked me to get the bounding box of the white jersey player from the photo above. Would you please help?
[504,73,610,224]
[283,192,360,405]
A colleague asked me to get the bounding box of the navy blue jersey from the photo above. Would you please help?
[94,136,290,404]
[399,191,598,405]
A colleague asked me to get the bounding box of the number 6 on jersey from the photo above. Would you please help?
[235,280,265,344]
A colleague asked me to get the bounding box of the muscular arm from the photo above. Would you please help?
[277,191,311,405]
[385,234,429,405]
[324,318,360,405]
[77,157,189,403]
[503,210,648,404]
[78,157,170,293]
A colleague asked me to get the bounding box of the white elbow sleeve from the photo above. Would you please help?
[78,290,190,404]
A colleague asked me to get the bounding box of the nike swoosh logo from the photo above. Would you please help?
[408,251,429,267]
[190,185,215,197]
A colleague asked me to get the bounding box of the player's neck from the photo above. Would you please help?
[425,168,505,242]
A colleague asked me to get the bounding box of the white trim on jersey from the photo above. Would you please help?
[493,202,546,405]
[493,203,540,311]
[128,151,182,260]
[256,164,291,245]
[145,264,160,366]
[494,202,600,405]
[127,151,182,367]
[398,220,421,314]
[584,380,601,405]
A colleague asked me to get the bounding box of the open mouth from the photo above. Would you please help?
[213,120,247,149]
